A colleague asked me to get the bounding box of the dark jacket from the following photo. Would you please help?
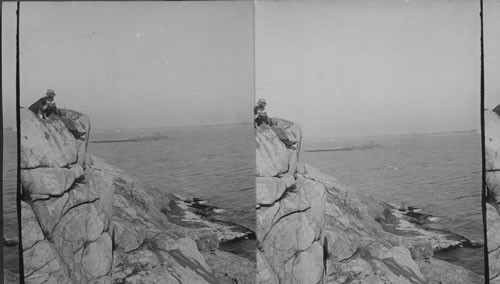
[28,97,60,117]
[28,97,48,114]
[254,105,271,126]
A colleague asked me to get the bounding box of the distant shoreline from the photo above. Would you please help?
[92,122,253,132]
[305,129,478,141]
[90,132,170,143]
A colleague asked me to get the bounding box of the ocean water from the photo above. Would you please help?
[3,130,19,273]
[302,132,484,275]
[88,125,256,259]
[2,127,485,276]
[3,124,256,274]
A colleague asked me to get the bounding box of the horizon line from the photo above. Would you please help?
[305,128,479,141]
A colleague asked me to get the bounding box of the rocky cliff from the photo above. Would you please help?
[256,119,482,284]
[486,109,500,283]
[20,108,254,284]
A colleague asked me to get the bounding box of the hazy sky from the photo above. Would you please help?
[256,0,500,138]
[2,1,500,135]
[2,2,254,129]
[485,0,500,108]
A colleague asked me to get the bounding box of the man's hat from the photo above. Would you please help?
[46,89,56,97]
[257,98,266,105]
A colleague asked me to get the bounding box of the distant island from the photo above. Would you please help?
[90,132,169,143]
[93,122,252,132]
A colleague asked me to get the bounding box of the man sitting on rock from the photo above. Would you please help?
[254,98,298,148]
[254,98,272,127]
[28,89,63,119]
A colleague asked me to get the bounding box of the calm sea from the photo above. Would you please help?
[3,130,18,273]
[2,128,484,276]
[302,132,484,275]
[88,125,256,259]
[3,124,256,273]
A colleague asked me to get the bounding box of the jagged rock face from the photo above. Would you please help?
[486,109,500,283]
[256,129,289,177]
[21,109,112,283]
[20,108,224,284]
[256,120,325,284]
[256,122,327,284]
[256,118,481,284]
[21,109,79,168]
[85,155,219,283]
[487,110,500,172]
[61,109,91,165]
[21,202,72,283]
[256,118,302,177]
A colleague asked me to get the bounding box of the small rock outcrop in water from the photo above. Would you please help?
[20,108,253,283]
[256,118,482,283]
[486,108,500,283]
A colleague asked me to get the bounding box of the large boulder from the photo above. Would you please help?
[61,109,91,138]
[256,177,287,205]
[21,202,45,251]
[256,128,289,177]
[20,108,226,283]
[256,116,481,284]
[21,202,71,284]
[21,108,78,168]
[88,156,229,284]
[60,109,91,165]
[488,171,500,211]
[486,110,500,171]
[488,203,500,283]
[21,165,84,199]
[20,108,114,283]
[256,120,326,284]
[273,118,302,173]
[256,119,302,177]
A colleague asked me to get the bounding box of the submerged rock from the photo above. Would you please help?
[168,197,255,243]
[379,206,480,252]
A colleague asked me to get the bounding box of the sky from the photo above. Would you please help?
[2,1,500,135]
[256,0,500,138]
[485,0,500,108]
[2,2,254,129]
